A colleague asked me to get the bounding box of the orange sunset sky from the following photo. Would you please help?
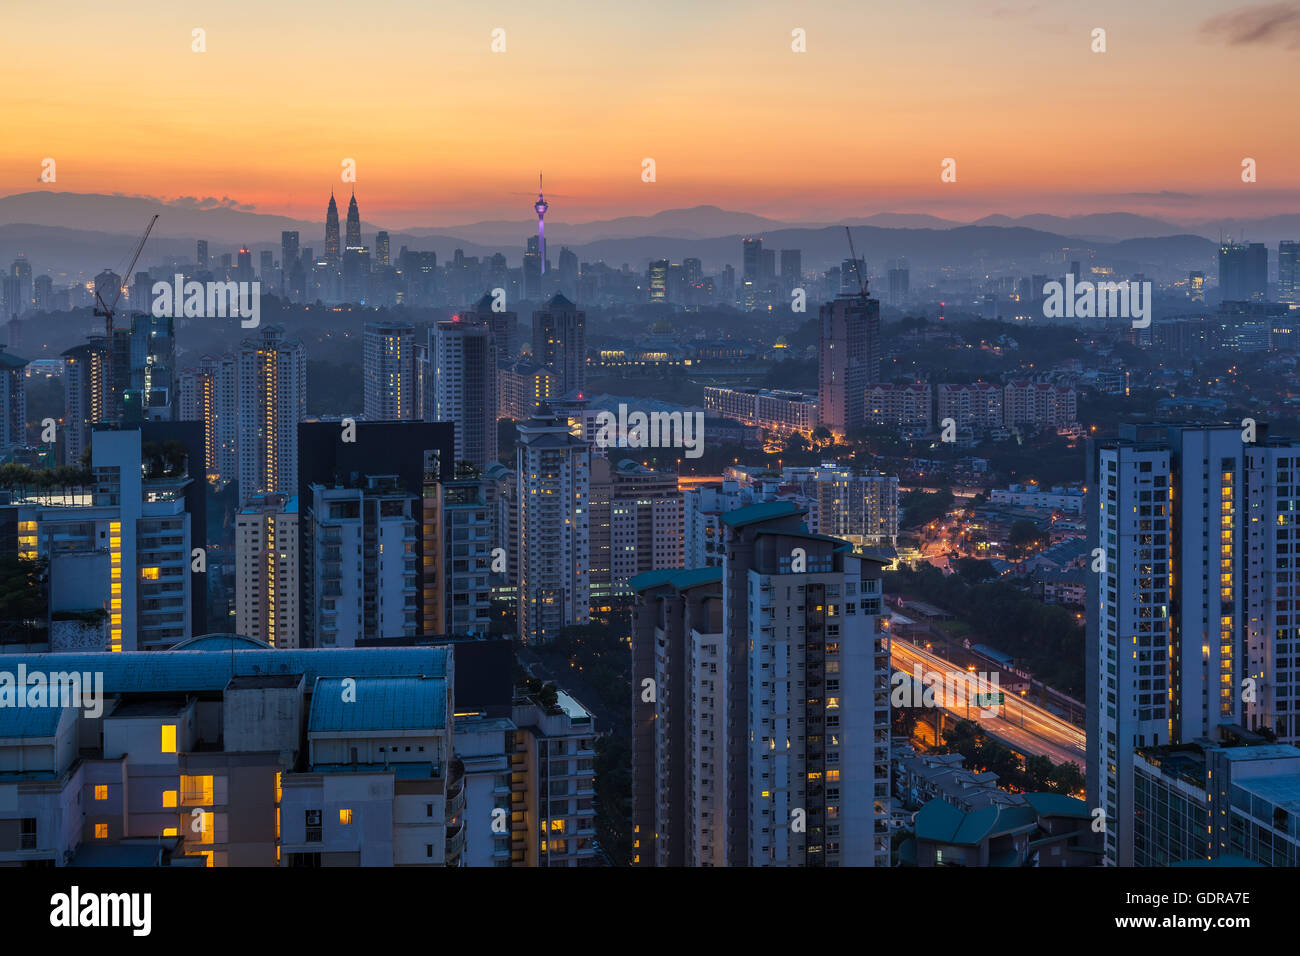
[3,0,1298,228]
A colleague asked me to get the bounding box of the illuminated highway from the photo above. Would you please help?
[891,638,1087,772]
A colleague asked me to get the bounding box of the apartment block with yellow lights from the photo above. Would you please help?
[1087,423,1300,866]
[0,641,466,867]
[235,493,300,649]
[236,325,306,508]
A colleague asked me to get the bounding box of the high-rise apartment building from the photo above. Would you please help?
[1087,422,1300,865]
[235,493,300,649]
[530,294,585,397]
[178,354,238,488]
[1279,241,1299,306]
[432,317,498,470]
[237,326,306,505]
[62,341,111,465]
[516,408,590,644]
[0,346,28,452]
[363,320,416,421]
[817,293,880,437]
[1218,241,1268,302]
[587,457,682,609]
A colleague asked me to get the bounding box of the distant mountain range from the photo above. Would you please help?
[1,191,1296,280]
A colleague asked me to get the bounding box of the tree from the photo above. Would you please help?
[1007,519,1043,558]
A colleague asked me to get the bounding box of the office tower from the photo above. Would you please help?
[196,240,208,268]
[8,256,32,316]
[130,271,152,314]
[375,230,390,268]
[433,477,495,635]
[840,258,866,294]
[236,325,306,505]
[742,238,762,281]
[587,457,683,608]
[281,231,299,274]
[62,341,111,464]
[259,250,275,286]
[235,493,299,648]
[33,274,53,312]
[363,320,416,421]
[0,346,27,451]
[93,270,122,317]
[632,500,891,867]
[116,312,176,423]
[296,420,454,646]
[779,249,801,295]
[7,426,198,651]
[473,290,517,360]
[1280,242,1300,305]
[178,354,237,488]
[0,278,18,321]
[236,247,254,283]
[523,235,542,301]
[887,264,910,307]
[557,247,578,298]
[516,407,590,644]
[1189,270,1207,303]
[1086,422,1300,866]
[817,292,880,437]
[1219,240,1268,302]
[432,317,498,471]
[345,189,361,250]
[760,248,776,285]
[342,246,370,304]
[647,259,669,302]
[324,192,341,264]
[531,294,586,396]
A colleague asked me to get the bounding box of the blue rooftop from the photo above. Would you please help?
[309,677,447,732]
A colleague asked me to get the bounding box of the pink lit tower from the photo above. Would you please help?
[534,173,548,274]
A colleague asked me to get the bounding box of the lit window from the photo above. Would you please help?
[94,823,108,839]
[94,785,108,800]
[339,808,353,825]
[141,567,160,580]
[162,827,178,837]
[162,790,177,808]
[161,724,177,754]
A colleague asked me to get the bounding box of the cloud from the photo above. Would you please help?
[164,195,256,211]
[1201,2,1300,48]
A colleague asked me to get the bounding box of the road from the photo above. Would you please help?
[891,638,1087,771]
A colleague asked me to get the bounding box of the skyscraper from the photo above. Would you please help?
[375,230,391,268]
[324,192,341,264]
[1219,240,1268,302]
[1279,241,1299,305]
[62,341,111,465]
[1086,422,1300,866]
[516,407,590,644]
[237,325,306,505]
[363,320,416,421]
[0,346,28,451]
[196,240,208,269]
[531,294,586,396]
[432,317,498,471]
[346,190,362,250]
[178,354,238,487]
[235,493,299,649]
[817,292,881,437]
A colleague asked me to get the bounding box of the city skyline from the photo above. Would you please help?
[4,1,1300,227]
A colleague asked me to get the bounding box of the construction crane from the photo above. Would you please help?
[844,225,868,299]
[94,214,158,341]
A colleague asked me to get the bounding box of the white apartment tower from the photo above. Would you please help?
[431,318,497,471]
[178,354,237,487]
